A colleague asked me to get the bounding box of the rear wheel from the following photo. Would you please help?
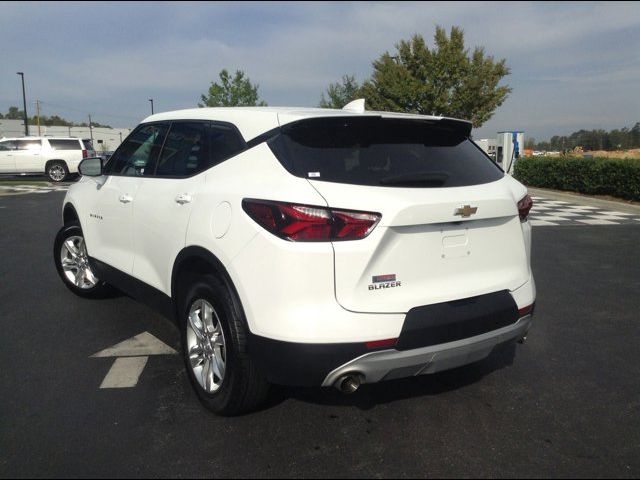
[53,222,110,298]
[180,274,269,415]
[47,161,68,182]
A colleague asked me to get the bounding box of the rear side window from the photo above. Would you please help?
[15,139,42,151]
[0,141,16,151]
[209,124,245,166]
[104,123,169,176]
[154,122,246,177]
[269,117,503,188]
[48,139,81,150]
[155,122,209,177]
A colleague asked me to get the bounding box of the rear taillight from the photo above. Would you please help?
[365,338,398,350]
[517,194,533,221]
[518,304,534,317]
[82,149,88,158]
[242,199,381,242]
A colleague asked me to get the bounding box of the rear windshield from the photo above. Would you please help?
[82,139,94,151]
[49,139,81,150]
[268,117,503,187]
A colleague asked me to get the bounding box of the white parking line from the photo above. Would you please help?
[530,220,559,226]
[577,219,618,225]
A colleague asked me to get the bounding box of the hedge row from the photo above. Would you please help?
[513,156,640,201]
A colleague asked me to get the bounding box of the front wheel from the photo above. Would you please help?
[181,274,269,415]
[53,222,110,298]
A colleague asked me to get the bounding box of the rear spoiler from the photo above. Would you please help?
[345,98,473,137]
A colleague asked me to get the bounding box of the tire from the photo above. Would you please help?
[47,161,68,182]
[53,222,110,298]
[180,274,269,415]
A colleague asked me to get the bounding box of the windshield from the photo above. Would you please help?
[268,117,503,188]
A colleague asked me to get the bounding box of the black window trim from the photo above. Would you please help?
[103,119,248,179]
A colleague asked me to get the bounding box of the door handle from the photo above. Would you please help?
[175,193,192,205]
[119,194,133,204]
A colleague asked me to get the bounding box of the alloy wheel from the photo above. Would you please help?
[59,235,98,289]
[49,165,65,181]
[186,299,227,393]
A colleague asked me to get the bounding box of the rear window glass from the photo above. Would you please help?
[82,139,94,151]
[49,139,81,150]
[269,117,503,188]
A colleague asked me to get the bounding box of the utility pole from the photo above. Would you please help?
[149,98,154,114]
[119,131,122,143]
[36,100,41,136]
[88,114,94,143]
[16,72,29,136]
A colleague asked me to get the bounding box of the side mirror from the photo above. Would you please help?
[78,157,103,177]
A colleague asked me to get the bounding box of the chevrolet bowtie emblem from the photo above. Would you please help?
[454,205,478,218]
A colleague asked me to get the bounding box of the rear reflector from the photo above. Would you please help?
[518,194,533,221]
[82,149,88,159]
[365,338,398,350]
[518,304,534,317]
[242,199,381,242]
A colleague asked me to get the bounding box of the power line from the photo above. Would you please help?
[37,100,141,122]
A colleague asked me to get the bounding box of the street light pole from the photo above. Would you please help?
[16,72,29,136]
[149,98,154,114]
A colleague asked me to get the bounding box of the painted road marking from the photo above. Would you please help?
[91,332,177,389]
[100,356,149,389]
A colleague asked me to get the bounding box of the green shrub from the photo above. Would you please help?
[513,156,640,201]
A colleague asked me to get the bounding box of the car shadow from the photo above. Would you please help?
[262,341,517,412]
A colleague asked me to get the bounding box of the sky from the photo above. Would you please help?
[1,1,639,141]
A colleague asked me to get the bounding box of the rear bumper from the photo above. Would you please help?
[321,314,532,387]
[248,287,534,387]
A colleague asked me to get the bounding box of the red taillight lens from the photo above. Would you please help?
[242,199,381,242]
[365,338,398,350]
[518,194,533,221]
[518,304,534,317]
[82,149,88,158]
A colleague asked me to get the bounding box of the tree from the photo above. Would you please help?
[318,75,361,109]
[5,106,25,120]
[358,27,511,127]
[199,69,267,107]
[525,137,536,150]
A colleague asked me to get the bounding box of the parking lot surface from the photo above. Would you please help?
[1,190,639,478]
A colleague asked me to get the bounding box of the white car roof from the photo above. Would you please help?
[0,136,80,140]
[143,107,471,142]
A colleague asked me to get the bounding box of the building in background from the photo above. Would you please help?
[0,119,131,152]
[475,131,525,174]
[475,138,497,159]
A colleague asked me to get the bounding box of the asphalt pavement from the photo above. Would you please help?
[0,191,639,478]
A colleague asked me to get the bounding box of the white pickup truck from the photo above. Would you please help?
[0,137,96,182]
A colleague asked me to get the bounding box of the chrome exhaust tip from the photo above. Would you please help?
[335,374,363,394]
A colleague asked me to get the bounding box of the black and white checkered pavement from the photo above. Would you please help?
[530,196,640,226]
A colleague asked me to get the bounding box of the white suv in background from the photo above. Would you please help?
[53,104,536,415]
[0,136,95,182]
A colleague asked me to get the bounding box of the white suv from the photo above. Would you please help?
[53,105,536,415]
[0,136,95,182]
